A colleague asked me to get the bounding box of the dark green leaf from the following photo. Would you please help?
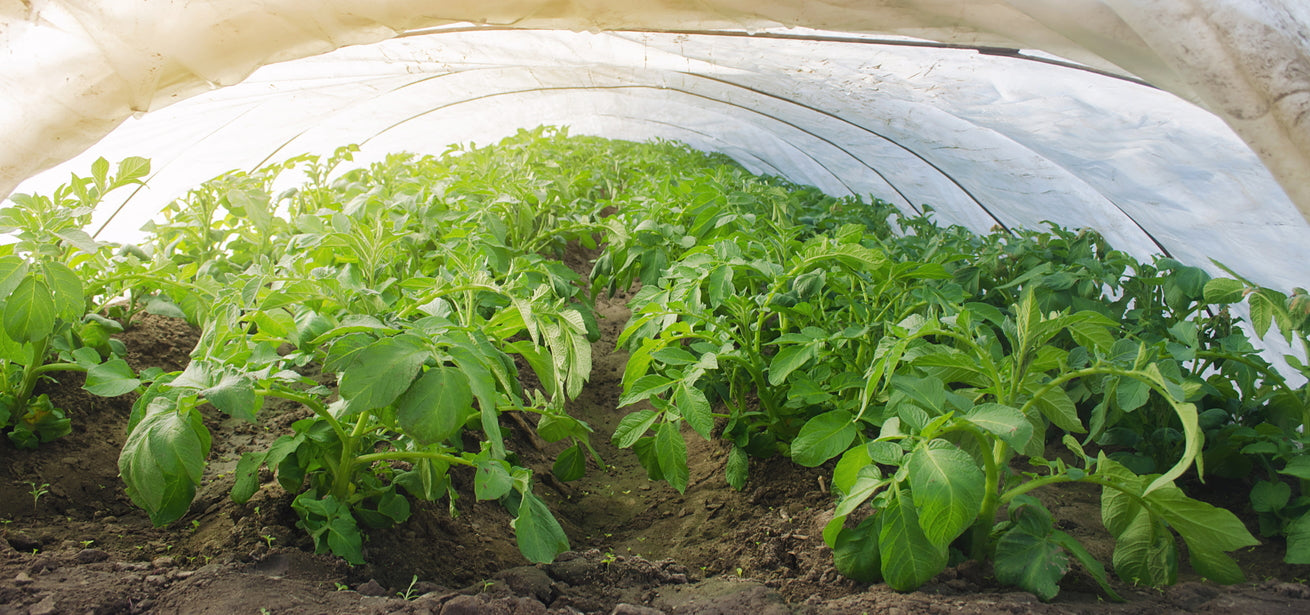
[118,403,210,526]
[537,414,589,443]
[514,492,570,564]
[657,421,689,493]
[553,443,587,481]
[475,458,514,501]
[396,366,473,445]
[201,371,260,422]
[994,500,1069,601]
[725,446,748,490]
[1251,480,1291,513]
[791,410,857,468]
[833,516,882,583]
[1279,455,1310,480]
[676,384,713,440]
[1285,513,1310,565]
[338,334,428,412]
[1050,530,1122,601]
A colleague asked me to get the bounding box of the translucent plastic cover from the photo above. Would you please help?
[3,1,1309,290]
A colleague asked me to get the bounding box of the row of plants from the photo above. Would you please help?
[1,127,1307,600]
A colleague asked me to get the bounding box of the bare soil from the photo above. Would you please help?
[3,301,1310,615]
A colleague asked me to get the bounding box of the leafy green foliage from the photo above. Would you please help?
[0,158,149,446]
[26,129,1300,597]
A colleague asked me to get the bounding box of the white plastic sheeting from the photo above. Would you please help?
[2,1,1310,291]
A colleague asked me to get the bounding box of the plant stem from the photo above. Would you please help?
[970,439,1006,560]
[16,337,53,403]
[354,450,473,467]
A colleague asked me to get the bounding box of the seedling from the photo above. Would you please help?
[27,482,48,510]
[397,574,420,600]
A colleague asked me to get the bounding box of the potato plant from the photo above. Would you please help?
[0,158,149,447]
[14,129,1305,599]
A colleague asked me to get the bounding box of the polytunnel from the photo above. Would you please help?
[9,4,1310,611]
[4,1,1310,293]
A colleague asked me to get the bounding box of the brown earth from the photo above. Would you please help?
[3,298,1310,615]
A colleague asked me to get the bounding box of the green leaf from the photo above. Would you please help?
[91,157,110,187]
[1115,377,1149,413]
[1203,278,1246,304]
[1111,508,1177,587]
[965,403,1033,452]
[675,384,713,440]
[906,440,985,547]
[201,371,260,422]
[879,491,949,591]
[475,457,514,501]
[0,256,29,299]
[396,366,473,445]
[537,414,589,443]
[1187,543,1246,584]
[656,421,689,493]
[1147,485,1259,554]
[552,443,587,482]
[1249,290,1276,339]
[1278,455,1310,480]
[725,446,748,490]
[833,444,874,494]
[994,498,1069,601]
[612,409,660,449]
[833,516,882,583]
[232,451,265,505]
[41,262,83,321]
[1050,530,1123,601]
[619,374,676,406]
[513,492,570,564]
[1029,385,1084,433]
[1068,320,1114,352]
[1250,480,1291,513]
[651,347,698,366]
[83,359,141,397]
[1285,513,1310,565]
[293,493,363,565]
[447,341,504,459]
[115,156,152,185]
[338,334,428,412]
[4,276,55,343]
[791,410,857,467]
[118,402,211,526]
[835,466,883,517]
[768,343,819,386]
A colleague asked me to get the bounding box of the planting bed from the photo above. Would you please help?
[4,128,1310,613]
[1,306,1309,614]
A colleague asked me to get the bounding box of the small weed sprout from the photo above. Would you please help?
[27,482,49,510]
[397,574,420,600]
